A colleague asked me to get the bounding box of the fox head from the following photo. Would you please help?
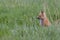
[37,11,46,20]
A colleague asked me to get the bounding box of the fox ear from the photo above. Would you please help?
[40,11,44,14]
[41,11,46,17]
[43,12,46,17]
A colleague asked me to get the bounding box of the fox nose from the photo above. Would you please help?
[37,17,40,19]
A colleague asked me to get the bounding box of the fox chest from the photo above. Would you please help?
[40,19,50,26]
[40,19,44,25]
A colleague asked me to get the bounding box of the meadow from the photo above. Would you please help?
[0,0,60,40]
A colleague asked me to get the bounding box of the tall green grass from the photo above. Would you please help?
[0,0,60,40]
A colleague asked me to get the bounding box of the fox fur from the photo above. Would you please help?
[37,11,51,26]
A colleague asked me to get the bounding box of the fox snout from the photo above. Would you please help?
[37,15,44,20]
[37,16,40,19]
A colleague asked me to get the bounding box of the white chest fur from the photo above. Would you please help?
[40,19,43,25]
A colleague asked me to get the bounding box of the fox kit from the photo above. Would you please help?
[37,11,51,26]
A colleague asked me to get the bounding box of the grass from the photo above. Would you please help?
[0,0,60,40]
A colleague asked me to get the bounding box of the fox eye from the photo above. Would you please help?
[39,16,41,17]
